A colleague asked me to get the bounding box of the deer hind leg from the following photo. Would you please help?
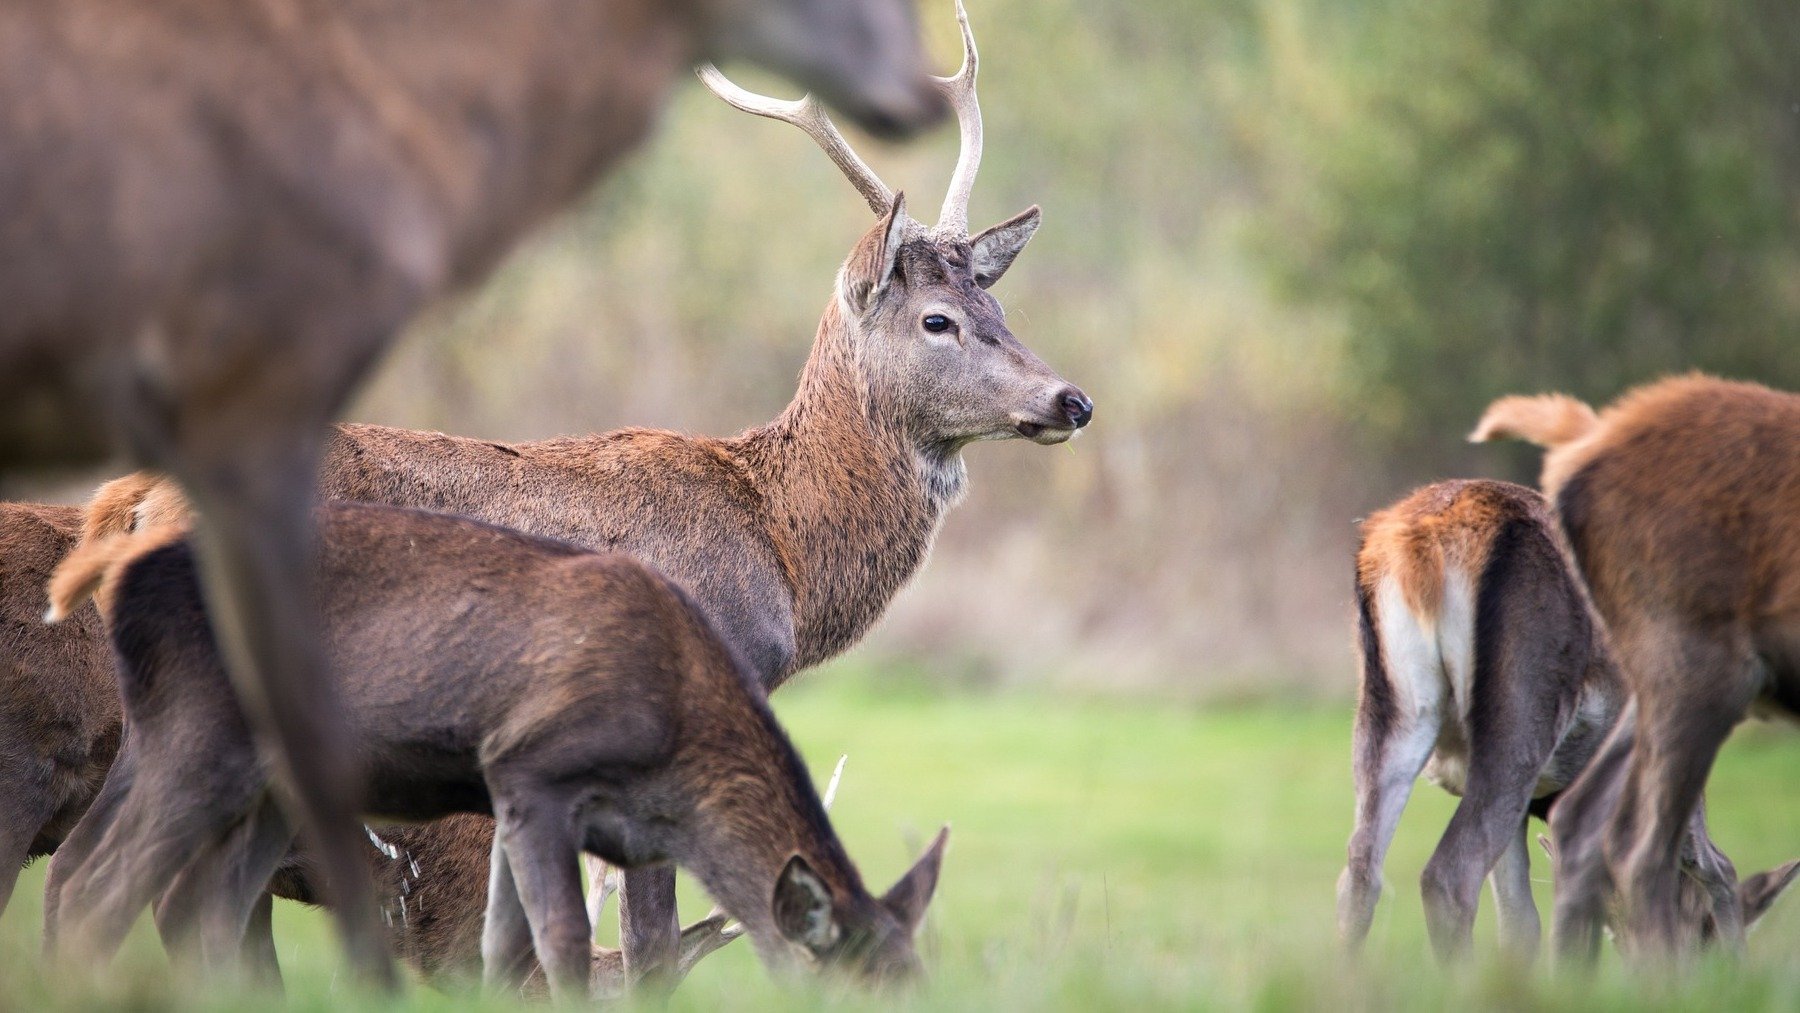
[167,441,391,988]
[1609,629,1754,961]
[1339,577,1445,952]
[167,793,295,977]
[1487,818,1539,957]
[492,789,589,1002]
[42,739,138,951]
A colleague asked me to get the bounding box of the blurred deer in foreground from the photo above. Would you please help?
[45,504,947,1001]
[83,0,1086,986]
[1340,479,1797,961]
[1472,375,1800,962]
[0,0,943,982]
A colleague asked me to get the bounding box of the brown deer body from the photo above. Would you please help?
[45,503,947,1001]
[82,1,1089,983]
[0,503,119,918]
[0,0,942,979]
[1472,374,1800,960]
[0,497,733,991]
[1340,479,1796,960]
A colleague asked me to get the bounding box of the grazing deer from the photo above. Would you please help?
[82,0,1088,984]
[0,0,943,980]
[0,495,735,993]
[1471,374,1800,960]
[44,503,948,1001]
[1340,479,1797,961]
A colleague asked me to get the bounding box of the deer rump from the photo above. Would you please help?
[1338,478,1794,961]
[1341,480,1620,959]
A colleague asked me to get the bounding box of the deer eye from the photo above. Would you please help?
[921,314,953,334]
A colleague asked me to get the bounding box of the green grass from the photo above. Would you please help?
[2,668,1795,1010]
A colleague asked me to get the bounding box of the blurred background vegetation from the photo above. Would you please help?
[341,0,1796,697]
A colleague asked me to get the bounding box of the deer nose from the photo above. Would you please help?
[1059,388,1094,429]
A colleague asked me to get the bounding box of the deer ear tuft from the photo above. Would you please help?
[880,825,950,934]
[772,855,839,954]
[839,194,908,314]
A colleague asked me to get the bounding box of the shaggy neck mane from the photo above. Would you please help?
[731,301,965,674]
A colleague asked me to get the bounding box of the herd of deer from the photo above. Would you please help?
[0,0,1792,1002]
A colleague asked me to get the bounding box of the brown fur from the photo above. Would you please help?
[44,504,947,1000]
[1342,479,1793,960]
[4,494,722,993]
[0,504,119,918]
[1476,374,1800,959]
[86,190,1084,981]
[0,0,942,980]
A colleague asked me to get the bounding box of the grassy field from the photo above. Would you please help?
[1,666,1795,1010]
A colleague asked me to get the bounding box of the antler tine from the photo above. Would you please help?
[696,65,895,216]
[933,0,982,235]
[821,754,848,810]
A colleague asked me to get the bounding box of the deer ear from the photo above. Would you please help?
[772,855,840,954]
[839,193,909,314]
[969,205,1040,289]
[1740,859,1800,930]
[880,826,949,935]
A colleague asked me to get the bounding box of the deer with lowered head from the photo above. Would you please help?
[86,0,1088,986]
[0,0,943,981]
[0,487,739,993]
[44,503,948,1001]
[1340,478,1798,962]
[1471,374,1800,962]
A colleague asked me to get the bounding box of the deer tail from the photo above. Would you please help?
[1468,393,1599,448]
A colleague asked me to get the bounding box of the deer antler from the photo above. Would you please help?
[932,0,981,235]
[696,66,895,216]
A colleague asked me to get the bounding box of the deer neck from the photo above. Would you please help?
[734,305,966,673]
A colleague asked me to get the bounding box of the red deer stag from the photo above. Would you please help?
[1341,479,1796,961]
[44,504,948,1001]
[0,0,943,981]
[1471,374,1800,960]
[81,0,1088,984]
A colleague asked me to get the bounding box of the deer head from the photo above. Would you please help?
[771,825,948,982]
[701,0,1092,459]
[693,0,946,137]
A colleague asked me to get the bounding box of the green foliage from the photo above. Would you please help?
[4,674,1797,1009]
[1257,0,1800,449]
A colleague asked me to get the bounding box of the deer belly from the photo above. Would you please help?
[1423,723,1471,796]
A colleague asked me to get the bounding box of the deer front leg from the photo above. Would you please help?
[620,864,681,991]
[482,830,536,992]
[494,794,590,1001]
